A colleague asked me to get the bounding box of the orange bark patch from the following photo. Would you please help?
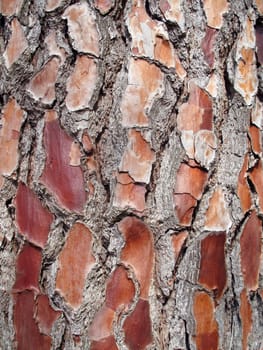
[201,27,217,68]
[15,183,53,248]
[123,299,152,350]
[90,336,118,350]
[193,291,219,350]
[249,160,263,213]
[13,244,42,293]
[82,132,93,153]
[106,266,135,311]
[45,0,63,11]
[40,116,87,213]
[249,125,262,154]
[94,0,114,15]
[65,56,97,112]
[13,291,51,350]
[235,48,258,106]
[171,231,188,262]
[88,305,115,341]
[240,289,252,350]
[63,3,99,56]
[175,163,208,200]
[118,217,154,299]
[159,0,184,29]
[0,99,24,186]
[198,232,227,299]
[27,57,60,104]
[121,58,164,127]
[56,222,95,309]
[127,0,185,74]
[203,0,229,29]
[35,294,61,335]
[204,188,232,231]
[237,154,252,213]
[255,0,263,14]
[0,0,23,16]
[177,84,213,132]
[3,18,27,69]
[240,211,262,291]
[120,130,155,183]
[174,193,196,226]
[114,173,146,212]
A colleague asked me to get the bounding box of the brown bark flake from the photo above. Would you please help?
[40,116,87,213]
[14,182,53,248]
[240,211,262,291]
[123,298,153,350]
[56,222,95,309]
[193,291,219,350]
[198,232,227,299]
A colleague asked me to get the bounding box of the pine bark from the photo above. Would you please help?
[0,0,263,349]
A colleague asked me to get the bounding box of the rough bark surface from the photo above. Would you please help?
[0,0,263,349]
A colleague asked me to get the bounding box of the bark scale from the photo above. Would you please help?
[0,0,263,349]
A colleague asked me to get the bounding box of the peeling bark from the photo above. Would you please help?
[0,0,263,349]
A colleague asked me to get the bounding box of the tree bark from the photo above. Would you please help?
[0,0,263,349]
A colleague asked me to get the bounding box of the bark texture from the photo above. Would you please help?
[0,0,263,349]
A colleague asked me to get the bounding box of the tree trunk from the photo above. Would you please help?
[0,0,263,349]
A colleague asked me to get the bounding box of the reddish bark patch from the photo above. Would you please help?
[0,0,23,15]
[193,291,219,350]
[256,23,263,65]
[40,117,87,213]
[177,84,213,132]
[114,173,146,213]
[237,154,252,213]
[121,58,164,127]
[35,294,61,335]
[27,57,60,104]
[56,222,95,309]
[204,188,232,231]
[13,291,51,350]
[118,217,154,299]
[249,160,263,213]
[240,211,262,291]
[123,299,152,350]
[88,305,115,341]
[94,0,114,15]
[65,56,97,112]
[198,232,227,299]
[235,47,258,106]
[127,1,185,75]
[15,183,53,248]
[249,125,262,154]
[0,98,24,186]
[106,266,135,311]
[63,3,99,56]
[159,0,184,29]
[174,193,196,226]
[175,163,208,200]
[201,27,217,68]
[203,0,229,29]
[13,244,41,292]
[90,336,118,350]
[171,231,188,263]
[120,129,155,184]
[3,18,27,69]
[45,0,63,11]
[240,289,252,350]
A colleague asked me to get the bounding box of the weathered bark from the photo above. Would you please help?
[0,0,263,349]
